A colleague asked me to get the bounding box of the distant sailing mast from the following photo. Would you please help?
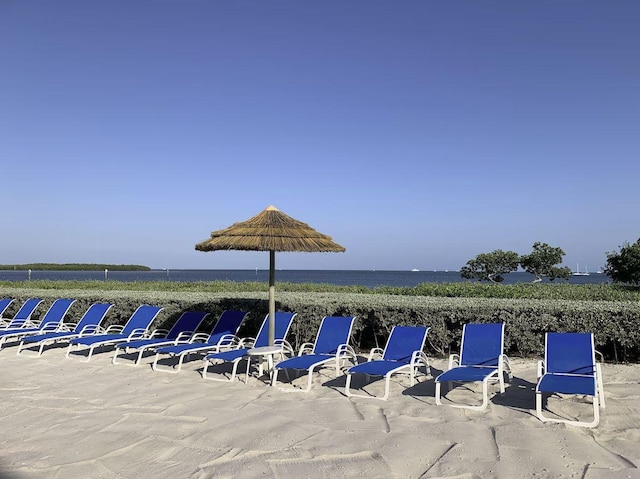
[573,263,590,276]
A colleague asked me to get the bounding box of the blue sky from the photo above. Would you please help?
[1,1,638,271]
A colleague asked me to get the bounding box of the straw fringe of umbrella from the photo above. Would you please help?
[195,206,345,253]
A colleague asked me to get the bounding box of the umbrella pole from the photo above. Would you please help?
[268,250,276,346]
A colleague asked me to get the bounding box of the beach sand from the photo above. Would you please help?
[1,346,639,479]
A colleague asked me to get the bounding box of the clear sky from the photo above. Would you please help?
[1,1,638,271]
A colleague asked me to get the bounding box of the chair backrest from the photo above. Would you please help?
[8,298,43,327]
[0,298,14,317]
[121,305,163,335]
[459,323,504,367]
[207,310,248,343]
[38,299,76,329]
[73,303,114,332]
[165,311,209,340]
[254,312,297,348]
[313,316,356,355]
[382,325,429,363]
[545,332,595,376]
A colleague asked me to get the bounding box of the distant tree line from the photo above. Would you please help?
[0,263,151,271]
[461,239,640,285]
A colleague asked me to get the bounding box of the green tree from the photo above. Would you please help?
[519,242,571,283]
[605,239,640,285]
[460,250,520,283]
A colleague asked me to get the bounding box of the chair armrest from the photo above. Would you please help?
[448,353,460,370]
[216,334,241,347]
[173,331,194,342]
[238,336,256,348]
[78,324,102,335]
[188,333,210,343]
[105,325,125,333]
[148,329,169,339]
[411,350,430,368]
[337,344,358,362]
[60,322,78,332]
[297,342,315,356]
[275,339,294,357]
[537,360,544,379]
[595,350,605,362]
[367,347,384,361]
[41,323,62,333]
[127,328,148,339]
[499,354,512,380]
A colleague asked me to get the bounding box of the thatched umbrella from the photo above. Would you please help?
[195,205,346,345]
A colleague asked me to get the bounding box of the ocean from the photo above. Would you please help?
[0,269,610,288]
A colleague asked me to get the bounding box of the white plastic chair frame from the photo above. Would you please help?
[17,322,105,357]
[202,338,294,383]
[344,349,431,401]
[152,333,240,374]
[535,357,606,428]
[272,343,358,393]
[434,354,512,411]
[0,319,66,350]
[65,326,149,362]
[111,329,197,367]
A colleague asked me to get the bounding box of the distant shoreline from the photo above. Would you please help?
[0,263,151,271]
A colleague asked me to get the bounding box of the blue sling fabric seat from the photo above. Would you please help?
[0,298,15,324]
[0,299,75,350]
[435,323,511,411]
[112,311,209,366]
[202,312,296,383]
[272,316,357,392]
[536,332,605,428]
[151,310,248,373]
[0,298,43,330]
[345,325,431,400]
[17,303,114,357]
[66,305,163,362]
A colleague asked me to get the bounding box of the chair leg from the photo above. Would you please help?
[202,358,244,382]
[436,378,492,411]
[536,391,600,428]
[274,368,316,393]
[596,363,606,409]
[345,373,390,401]
[344,372,354,397]
[435,381,443,406]
[152,353,184,374]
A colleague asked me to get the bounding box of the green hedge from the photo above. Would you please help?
[2,288,639,362]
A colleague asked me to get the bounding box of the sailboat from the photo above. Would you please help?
[573,263,590,276]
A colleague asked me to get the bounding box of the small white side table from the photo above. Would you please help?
[245,346,283,384]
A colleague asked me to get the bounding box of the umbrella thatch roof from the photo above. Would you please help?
[195,206,346,253]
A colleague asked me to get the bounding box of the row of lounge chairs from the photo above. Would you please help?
[1,297,605,428]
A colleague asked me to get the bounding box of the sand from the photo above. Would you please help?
[1,344,639,479]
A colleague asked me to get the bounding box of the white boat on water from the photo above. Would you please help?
[573,263,590,276]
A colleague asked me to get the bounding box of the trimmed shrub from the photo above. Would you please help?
[2,287,639,362]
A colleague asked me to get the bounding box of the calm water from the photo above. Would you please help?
[0,269,610,288]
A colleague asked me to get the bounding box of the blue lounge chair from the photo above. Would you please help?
[0,298,75,350]
[202,312,297,383]
[0,298,43,330]
[17,303,114,357]
[152,310,248,373]
[272,316,357,392]
[435,323,511,411]
[66,305,163,362]
[536,332,605,428]
[112,310,209,366]
[344,325,430,400]
[0,298,15,324]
